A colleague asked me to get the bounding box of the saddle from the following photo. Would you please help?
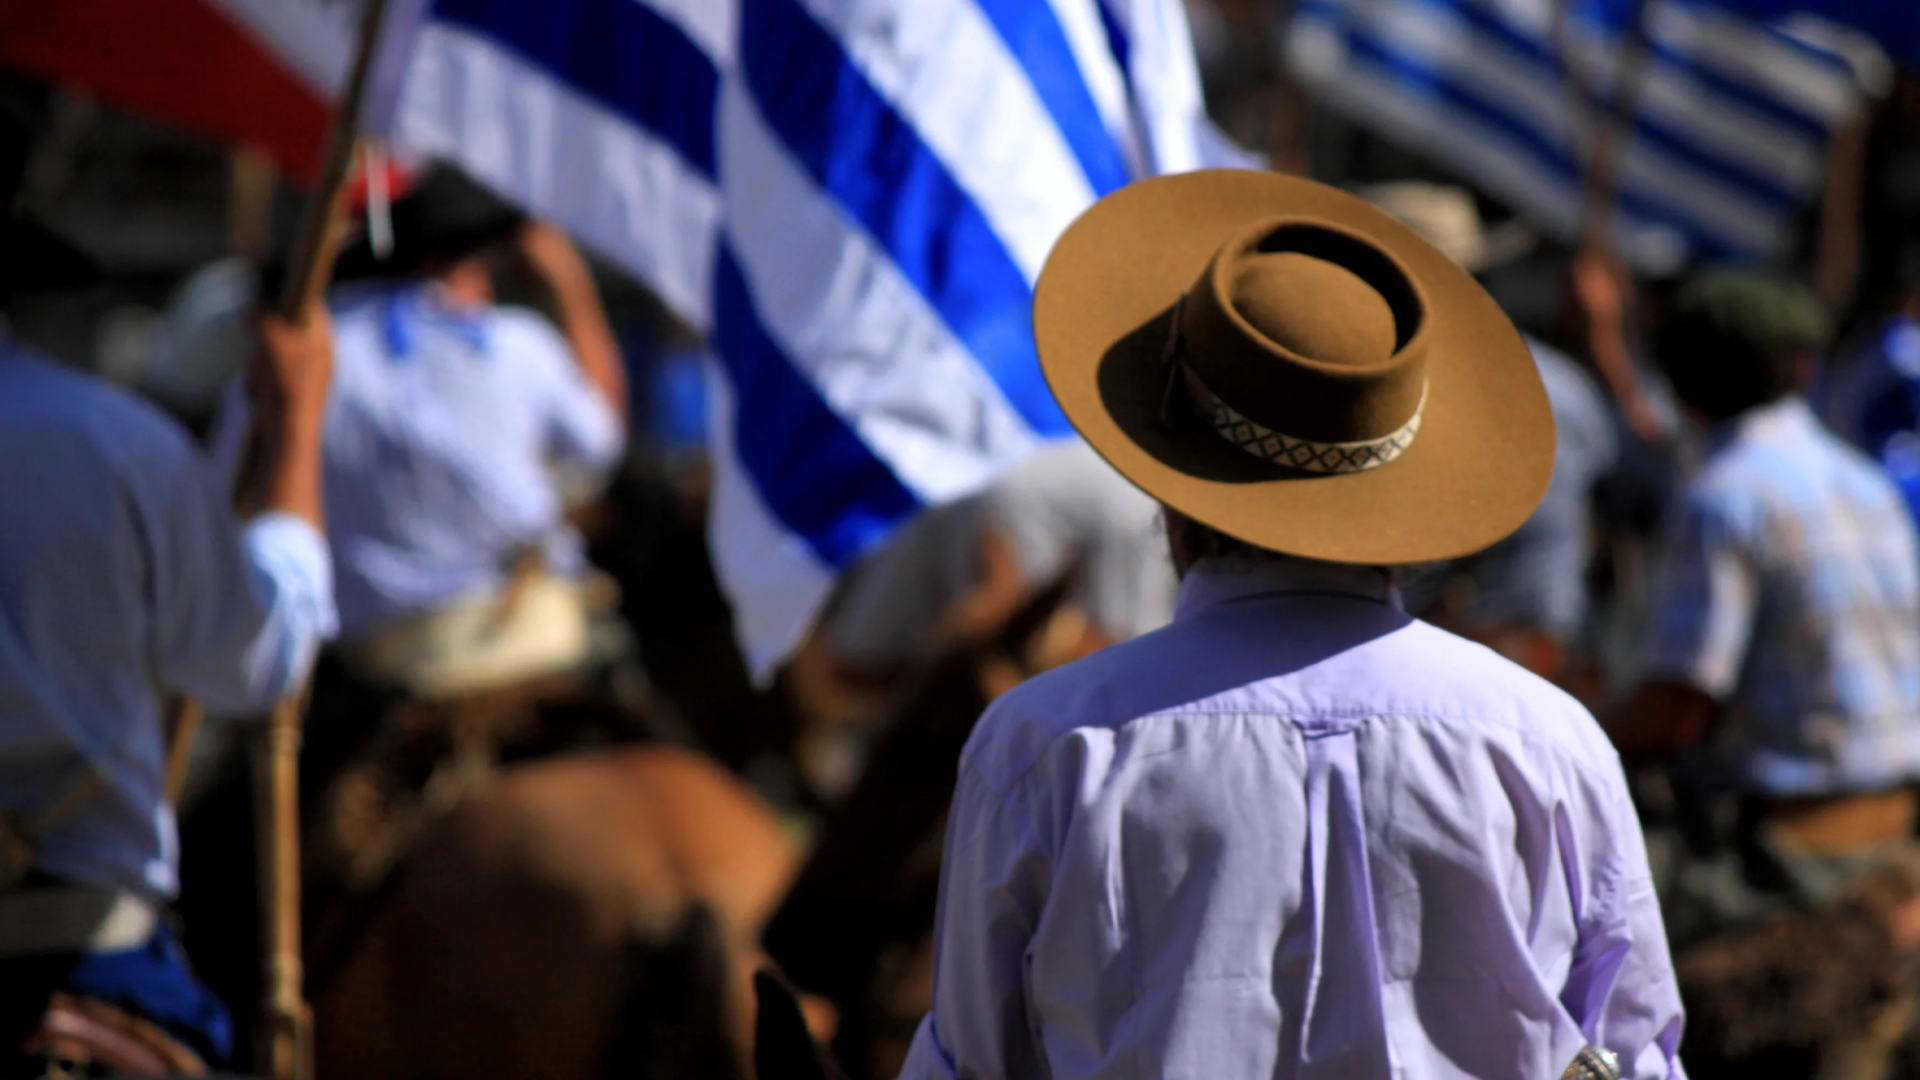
[21,992,205,1078]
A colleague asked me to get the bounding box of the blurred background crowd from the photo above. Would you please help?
[6,0,1920,1077]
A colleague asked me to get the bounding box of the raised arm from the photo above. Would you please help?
[157,308,338,712]
[518,220,629,421]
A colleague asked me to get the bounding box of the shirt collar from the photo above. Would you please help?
[1173,555,1401,620]
[382,282,490,360]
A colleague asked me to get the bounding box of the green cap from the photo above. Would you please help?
[1667,270,1829,361]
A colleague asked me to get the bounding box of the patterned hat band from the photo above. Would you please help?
[1181,363,1428,474]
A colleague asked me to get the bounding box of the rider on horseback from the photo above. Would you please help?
[211,164,629,704]
[0,110,338,1072]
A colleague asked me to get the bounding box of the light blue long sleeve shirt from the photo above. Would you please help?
[0,342,337,898]
[901,557,1685,1080]
[215,282,623,637]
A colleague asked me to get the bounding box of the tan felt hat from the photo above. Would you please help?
[1034,170,1555,566]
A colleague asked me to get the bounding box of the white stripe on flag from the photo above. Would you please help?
[798,0,1099,282]
[720,79,1041,503]
[702,357,837,679]
[1042,0,1147,175]
[1099,0,1213,175]
[392,21,723,328]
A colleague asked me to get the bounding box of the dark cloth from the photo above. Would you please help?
[0,920,232,1067]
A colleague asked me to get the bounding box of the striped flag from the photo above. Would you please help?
[1285,0,1878,273]
[3,0,1230,675]
[372,0,1230,676]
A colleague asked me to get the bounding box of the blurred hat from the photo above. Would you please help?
[1358,181,1535,275]
[333,162,525,280]
[1656,270,1827,420]
[1034,170,1554,566]
[0,107,101,298]
[1663,271,1829,362]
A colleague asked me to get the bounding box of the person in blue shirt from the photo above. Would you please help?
[216,165,628,701]
[0,113,338,1069]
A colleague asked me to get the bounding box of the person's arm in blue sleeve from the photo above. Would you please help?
[155,309,337,712]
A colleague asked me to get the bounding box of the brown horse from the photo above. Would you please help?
[314,744,799,1080]
[764,578,1087,1080]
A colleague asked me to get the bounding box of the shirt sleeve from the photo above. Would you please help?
[496,308,623,473]
[1645,487,1756,699]
[149,435,338,714]
[1559,772,1688,1080]
[897,761,1051,1080]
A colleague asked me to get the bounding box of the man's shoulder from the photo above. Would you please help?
[961,607,1610,794]
[485,305,571,358]
[0,348,196,471]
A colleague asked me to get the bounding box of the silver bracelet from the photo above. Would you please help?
[1562,1046,1622,1080]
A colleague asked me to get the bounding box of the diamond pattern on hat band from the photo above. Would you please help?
[1187,372,1428,474]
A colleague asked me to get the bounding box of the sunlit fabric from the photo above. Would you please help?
[368,0,1245,677]
[901,557,1685,1080]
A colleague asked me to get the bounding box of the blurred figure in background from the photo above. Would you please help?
[787,439,1176,793]
[0,112,336,1071]
[1610,272,1920,952]
[1814,241,1920,529]
[1363,182,1618,679]
[216,164,628,702]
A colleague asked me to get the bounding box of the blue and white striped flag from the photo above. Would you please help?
[1285,0,1879,273]
[362,0,1234,677]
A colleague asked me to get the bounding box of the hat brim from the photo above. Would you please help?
[1035,170,1554,566]
[0,218,100,297]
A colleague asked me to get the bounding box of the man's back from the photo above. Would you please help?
[905,559,1683,1080]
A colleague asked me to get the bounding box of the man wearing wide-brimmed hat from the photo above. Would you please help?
[0,110,336,1070]
[897,171,1684,1080]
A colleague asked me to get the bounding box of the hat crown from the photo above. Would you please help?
[1230,252,1398,370]
[1180,219,1430,446]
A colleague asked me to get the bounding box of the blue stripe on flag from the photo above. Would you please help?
[431,0,720,180]
[712,247,920,568]
[974,0,1130,193]
[1339,28,1745,259]
[738,0,1074,439]
[1096,0,1132,76]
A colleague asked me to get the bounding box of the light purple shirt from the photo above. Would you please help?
[900,557,1685,1080]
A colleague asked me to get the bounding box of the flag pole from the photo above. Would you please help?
[1551,0,1651,254]
[253,2,390,1079]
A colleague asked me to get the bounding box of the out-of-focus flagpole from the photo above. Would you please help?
[251,2,389,1078]
[1551,0,1651,255]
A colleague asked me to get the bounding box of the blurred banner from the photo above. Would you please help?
[1285,0,1881,273]
[1,0,1237,676]
[372,0,1235,677]
[0,0,381,178]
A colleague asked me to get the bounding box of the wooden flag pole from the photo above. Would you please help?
[252,2,389,1079]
